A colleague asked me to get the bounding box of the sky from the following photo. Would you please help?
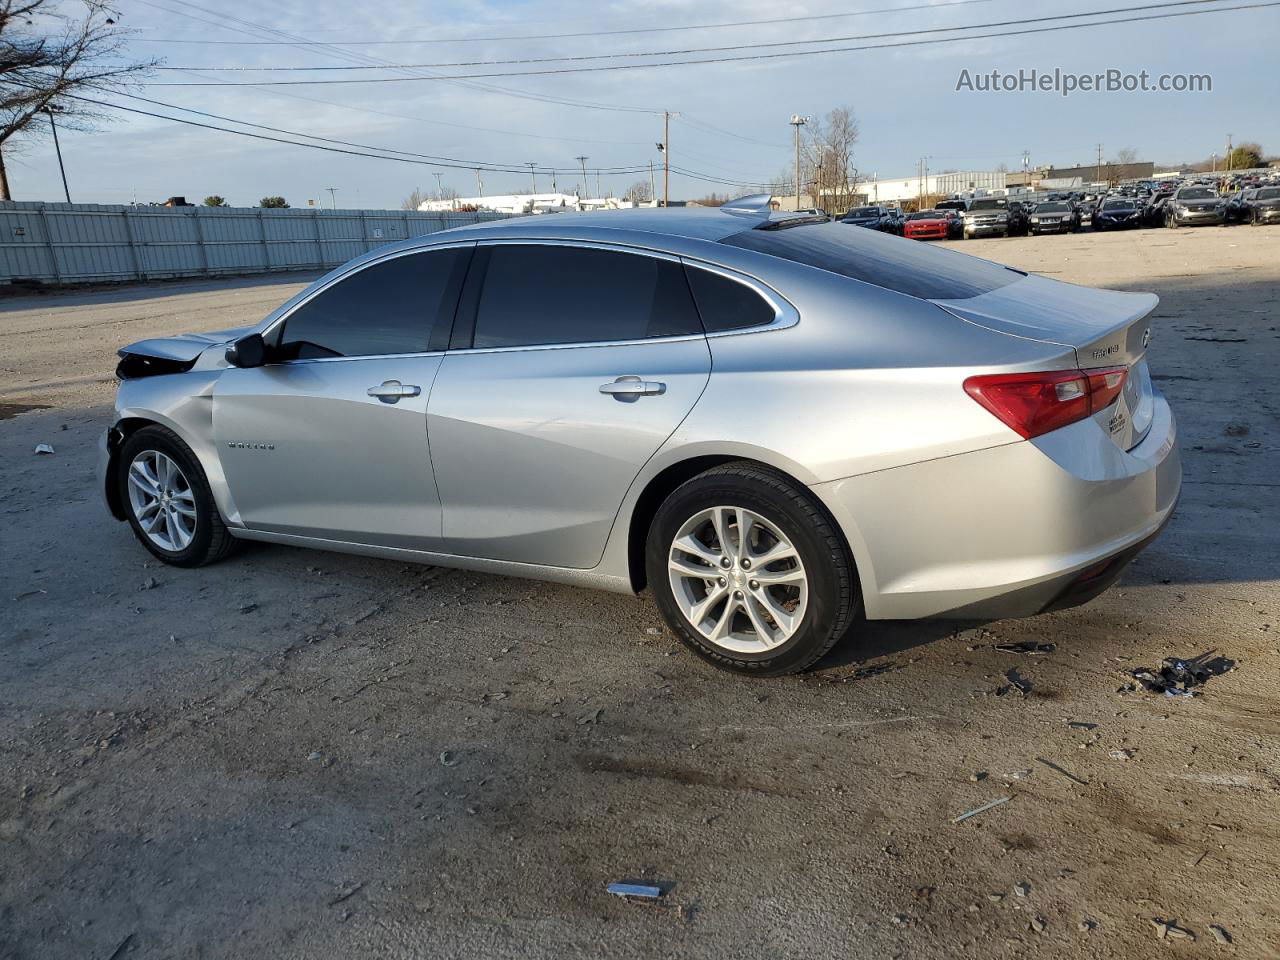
[8,0,1280,208]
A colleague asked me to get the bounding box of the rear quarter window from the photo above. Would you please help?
[722,224,1019,300]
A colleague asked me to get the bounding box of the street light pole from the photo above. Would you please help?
[526,162,537,194]
[789,115,808,211]
[474,168,483,196]
[326,187,337,209]
[45,106,71,203]
[433,171,444,197]
[575,155,589,197]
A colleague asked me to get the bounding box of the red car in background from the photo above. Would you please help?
[903,209,956,240]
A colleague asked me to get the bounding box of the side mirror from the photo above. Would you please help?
[225,332,267,368]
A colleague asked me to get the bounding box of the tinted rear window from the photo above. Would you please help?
[472,245,702,348]
[969,199,1006,210]
[685,265,776,332]
[721,224,1018,300]
[1258,188,1280,200]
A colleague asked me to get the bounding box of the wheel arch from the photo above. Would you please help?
[624,453,861,596]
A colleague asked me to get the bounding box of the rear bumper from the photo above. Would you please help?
[814,392,1181,620]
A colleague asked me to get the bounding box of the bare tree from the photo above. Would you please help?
[1,0,158,200]
[803,106,860,213]
[624,180,651,204]
[402,187,427,210]
[1112,147,1139,165]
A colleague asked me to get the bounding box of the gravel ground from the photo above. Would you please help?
[2,226,1278,960]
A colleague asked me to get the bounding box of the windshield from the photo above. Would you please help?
[722,223,1019,300]
[1035,203,1069,213]
[847,207,881,217]
[969,199,1006,211]
[1102,200,1135,210]
[1178,187,1216,200]
[1257,188,1280,200]
[907,211,943,220]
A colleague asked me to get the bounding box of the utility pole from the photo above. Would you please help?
[648,160,655,206]
[1211,153,1217,173]
[1096,143,1104,186]
[923,157,930,206]
[525,162,537,195]
[432,171,444,197]
[663,111,670,207]
[44,106,71,203]
[1225,133,1233,171]
[596,169,602,199]
[790,115,808,210]
[326,187,337,209]
[474,168,483,196]
[575,155,589,197]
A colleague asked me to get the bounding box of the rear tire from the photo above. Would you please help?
[645,462,859,676]
[117,425,239,567]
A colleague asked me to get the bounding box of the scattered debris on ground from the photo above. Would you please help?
[994,641,1056,655]
[607,882,664,901]
[1151,918,1196,941]
[1129,653,1235,697]
[952,796,1012,824]
[33,443,55,455]
[1035,757,1089,786]
[1208,924,1232,944]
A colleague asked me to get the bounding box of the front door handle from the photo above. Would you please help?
[367,380,422,404]
[599,375,666,402]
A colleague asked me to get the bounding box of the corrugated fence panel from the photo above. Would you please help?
[0,203,511,285]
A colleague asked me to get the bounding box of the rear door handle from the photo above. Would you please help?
[367,380,422,404]
[599,375,666,402]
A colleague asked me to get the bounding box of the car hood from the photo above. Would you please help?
[117,325,255,363]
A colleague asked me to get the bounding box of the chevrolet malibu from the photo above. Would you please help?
[102,197,1180,676]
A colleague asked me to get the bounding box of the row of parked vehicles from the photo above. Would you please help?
[836,176,1280,241]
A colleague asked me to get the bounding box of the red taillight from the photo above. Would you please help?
[964,366,1128,439]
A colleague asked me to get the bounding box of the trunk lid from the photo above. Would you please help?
[933,273,1158,450]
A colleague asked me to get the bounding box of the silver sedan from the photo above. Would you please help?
[101,197,1180,675]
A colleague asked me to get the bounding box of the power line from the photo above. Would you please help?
[145,0,1280,85]
[132,0,1008,45]
[38,88,775,189]
[106,91,655,173]
[132,0,663,114]
[128,0,1003,45]
[154,0,1243,71]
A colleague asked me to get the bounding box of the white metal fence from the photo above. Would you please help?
[0,202,512,285]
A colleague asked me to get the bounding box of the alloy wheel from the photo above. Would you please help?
[667,505,808,653]
[126,450,197,551]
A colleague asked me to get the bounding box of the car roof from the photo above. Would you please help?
[409,207,764,247]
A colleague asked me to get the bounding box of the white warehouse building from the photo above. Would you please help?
[861,169,1008,204]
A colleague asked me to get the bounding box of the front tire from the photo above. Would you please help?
[117,425,239,567]
[645,463,859,676]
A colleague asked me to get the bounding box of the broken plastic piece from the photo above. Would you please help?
[607,882,663,900]
[994,641,1056,654]
[34,443,55,455]
[1131,653,1234,697]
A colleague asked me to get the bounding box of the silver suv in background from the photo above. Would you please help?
[962,197,1011,238]
[1165,185,1227,227]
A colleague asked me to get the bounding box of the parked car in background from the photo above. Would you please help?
[1145,191,1174,227]
[1242,185,1280,224]
[962,197,1012,238]
[1093,197,1144,231]
[1165,186,1226,227]
[935,198,968,218]
[1028,201,1080,235]
[1225,189,1256,224]
[902,209,952,240]
[99,197,1180,676]
[840,206,901,234]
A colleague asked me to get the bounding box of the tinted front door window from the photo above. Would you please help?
[471,245,702,348]
[279,247,469,359]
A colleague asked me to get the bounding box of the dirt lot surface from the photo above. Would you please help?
[2,227,1278,960]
